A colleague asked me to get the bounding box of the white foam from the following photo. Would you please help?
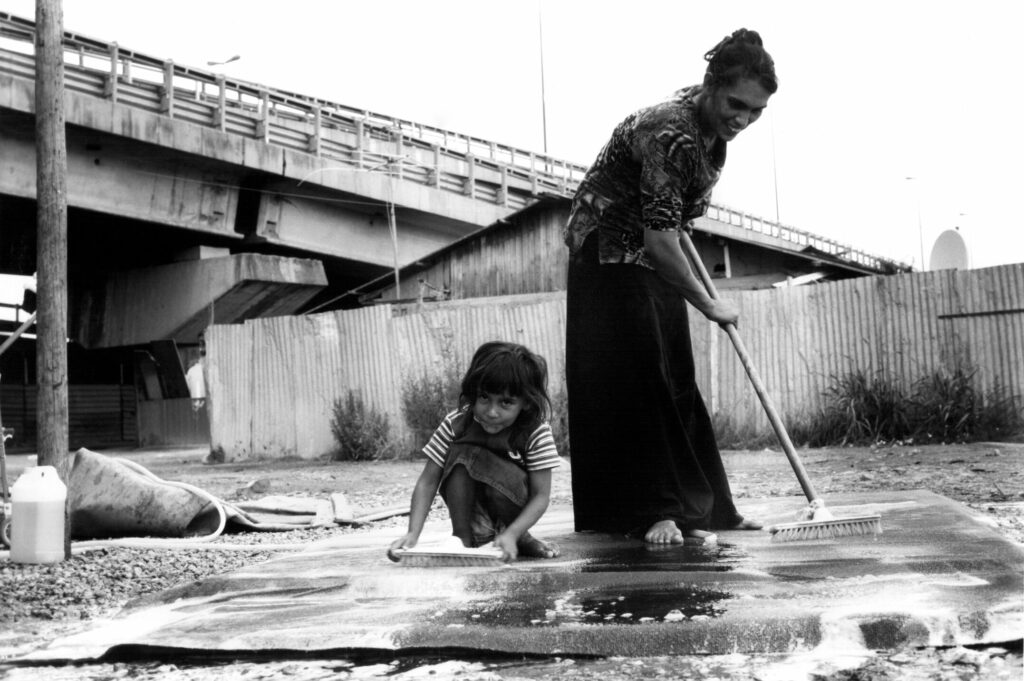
[20,598,212,661]
[828,500,919,513]
[927,573,990,587]
[976,597,1024,643]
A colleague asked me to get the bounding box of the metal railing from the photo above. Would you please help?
[0,11,587,211]
[704,206,910,273]
[0,12,909,273]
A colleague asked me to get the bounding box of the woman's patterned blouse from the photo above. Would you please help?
[563,85,727,269]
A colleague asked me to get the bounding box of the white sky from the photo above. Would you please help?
[2,0,1022,270]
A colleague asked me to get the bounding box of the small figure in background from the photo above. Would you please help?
[185,334,206,412]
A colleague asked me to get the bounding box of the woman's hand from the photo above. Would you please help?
[703,298,739,327]
[645,230,738,323]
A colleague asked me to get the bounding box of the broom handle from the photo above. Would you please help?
[678,232,820,503]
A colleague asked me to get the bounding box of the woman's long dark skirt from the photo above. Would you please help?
[566,234,744,535]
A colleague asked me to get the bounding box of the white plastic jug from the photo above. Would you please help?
[10,465,67,564]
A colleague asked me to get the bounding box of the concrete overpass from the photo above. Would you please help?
[0,11,905,352]
[0,11,588,350]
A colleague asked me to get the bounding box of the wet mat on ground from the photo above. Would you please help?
[19,490,1024,662]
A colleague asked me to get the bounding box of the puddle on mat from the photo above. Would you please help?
[574,543,742,573]
[439,586,732,627]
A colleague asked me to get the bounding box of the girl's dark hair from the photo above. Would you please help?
[703,28,778,94]
[459,341,551,429]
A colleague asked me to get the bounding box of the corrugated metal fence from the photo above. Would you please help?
[0,384,137,450]
[206,293,566,460]
[692,264,1024,433]
[206,266,1022,460]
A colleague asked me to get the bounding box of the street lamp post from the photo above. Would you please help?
[906,176,925,271]
[207,55,241,67]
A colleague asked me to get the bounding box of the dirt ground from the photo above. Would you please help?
[125,439,1024,544]
[2,440,1022,680]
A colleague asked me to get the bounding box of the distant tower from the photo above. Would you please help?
[928,228,971,271]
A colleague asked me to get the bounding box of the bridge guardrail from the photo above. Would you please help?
[0,11,584,211]
[0,11,908,272]
[703,206,904,272]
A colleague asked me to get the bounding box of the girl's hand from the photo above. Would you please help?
[390,534,417,552]
[387,533,419,562]
[493,532,518,562]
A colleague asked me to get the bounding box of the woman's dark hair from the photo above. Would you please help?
[459,341,551,428]
[703,28,778,94]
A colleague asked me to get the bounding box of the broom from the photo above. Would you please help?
[387,536,507,567]
[678,231,881,542]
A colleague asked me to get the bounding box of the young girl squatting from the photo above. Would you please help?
[390,341,561,562]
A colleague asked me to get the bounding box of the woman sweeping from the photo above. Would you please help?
[565,28,777,545]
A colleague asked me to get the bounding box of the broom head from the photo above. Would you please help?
[768,513,882,542]
[387,540,506,567]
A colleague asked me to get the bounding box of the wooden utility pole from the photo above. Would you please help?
[34,0,70,556]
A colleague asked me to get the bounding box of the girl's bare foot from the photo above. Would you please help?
[731,518,763,530]
[645,519,684,544]
[517,533,560,558]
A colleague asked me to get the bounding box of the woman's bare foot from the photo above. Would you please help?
[518,533,560,558]
[684,529,718,546]
[645,519,684,544]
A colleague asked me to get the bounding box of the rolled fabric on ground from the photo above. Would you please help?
[68,448,220,539]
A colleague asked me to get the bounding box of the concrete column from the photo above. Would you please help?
[308,105,321,156]
[160,61,174,116]
[257,91,270,143]
[429,144,441,188]
[529,153,539,195]
[355,119,365,167]
[498,166,508,207]
[215,76,227,132]
[463,155,476,198]
[393,126,404,180]
[104,42,119,102]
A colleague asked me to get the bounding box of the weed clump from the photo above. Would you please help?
[329,391,395,461]
[712,411,778,450]
[909,368,1023,444]
[401,370,461,453]
[803,370,909,446]
[795,364,1022,447]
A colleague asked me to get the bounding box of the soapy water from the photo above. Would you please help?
[573,543,743,573]
[421,542,738,627]
[439,585,732,627]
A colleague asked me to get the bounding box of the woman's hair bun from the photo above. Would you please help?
[702,28,777,93]
[704,28,762,62]
[733,28,762,45]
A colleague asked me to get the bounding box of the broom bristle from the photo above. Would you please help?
[387,544,506,567]
[768,514,882,542]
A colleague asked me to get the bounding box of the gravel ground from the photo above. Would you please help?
[0,441,1021,680]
